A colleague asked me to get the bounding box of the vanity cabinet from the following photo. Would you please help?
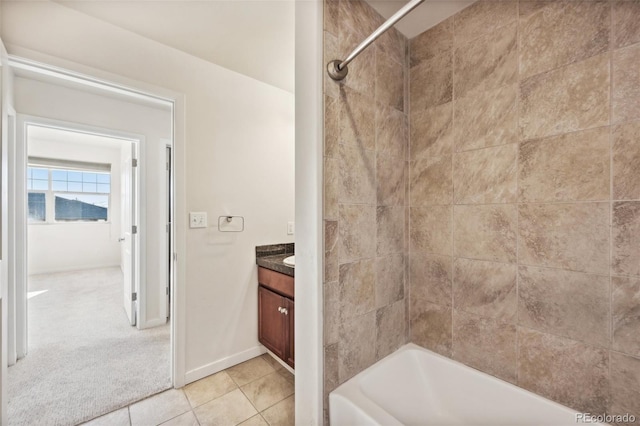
[258,267,294,368]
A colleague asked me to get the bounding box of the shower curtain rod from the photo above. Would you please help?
[327,0,425,81]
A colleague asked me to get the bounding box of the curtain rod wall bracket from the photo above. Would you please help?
[327,60,348,81]
[326,0,425,82]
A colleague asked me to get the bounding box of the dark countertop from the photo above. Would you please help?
[256,253,294,277]
[256,243,294,277]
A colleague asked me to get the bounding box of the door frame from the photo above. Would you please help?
[17,115,145,338]
[5,55,187,389]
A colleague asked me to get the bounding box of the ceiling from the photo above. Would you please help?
[364,0,473,39]
[46,0,469,94]
[55,0,295,93]
[28,125,129,150]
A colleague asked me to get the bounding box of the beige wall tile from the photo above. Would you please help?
[453,0,517,45]
[376,51,404,112]
[324,281,340,345]
[377,26,406,66]
[338,204,376,263]
[376,154,405,206]
[409,205,452,255]
[375,254,404,309]
[454,22,517,99]
[613,276,640,357]
[519,53,610,141]
[324,31,341,100]
[376,104,406,159]
[376,300,406,360]
[338,0,380,38]
[518,127,610,203]
[453,258,516,323]
[338,311,377,382]
[325,220,338,283]
[613,44,640,125]
[339,27,376,96]
[613,121,640,201]
[339,259,375,321]
[453,204,517,263]
[410,302,452,356]
[410,253,452,307]
[519,1,610,80]
[453,84,517,153]
[376,206,404,256]
[324,95,339,158]
[452,310,517,383]
[518,203,610,274]
[409,155,452,206]
[518,266,610,347]
[339,144,375,204]
[410,18,453,68]
[613,201,640,277]
[410,102,453,161]
[453,143,517,204]
[323,0,339,36]
[324,343,339,394]
[324,158,339,220]
[339,86,376,151]
[613,0,640,49]
[518,328,609,413]
[410,53,452,112]
[610,351,640,422]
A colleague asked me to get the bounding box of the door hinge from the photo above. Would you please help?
[166,161,170,171]
[166,223,170,233]
[132,225,138,234]
[173,253,177,261]
[132,292,137,301]
[166,286,169,295]
[132,158,138,167]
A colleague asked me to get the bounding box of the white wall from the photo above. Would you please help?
[1,1,295,382]
[27,137,123,275]
[14,76,172,327]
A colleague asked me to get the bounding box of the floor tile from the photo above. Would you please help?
[129,389,191,426]
[159,411,200,426]
[240,372,295,412]
[261,395,294,426]
[193,388,257,426]
[259,354,281,370]
[226,357,275,387]
[183,371,237,408]
[83,407,130,426]
[238,414,269,426]
[275,368,294,385]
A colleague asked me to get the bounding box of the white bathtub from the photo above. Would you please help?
[330,343,607,426]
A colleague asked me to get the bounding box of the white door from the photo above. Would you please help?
[121,142,137,326]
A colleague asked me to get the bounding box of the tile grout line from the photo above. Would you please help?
[515,0,521,387]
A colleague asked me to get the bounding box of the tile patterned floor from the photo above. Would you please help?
[83,354,294,426]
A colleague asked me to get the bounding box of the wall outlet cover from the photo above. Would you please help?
[190,212,208,228]
[287,221,295,235]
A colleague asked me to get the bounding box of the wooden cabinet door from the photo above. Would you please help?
[258,286,286,360]
[285,298,295,368]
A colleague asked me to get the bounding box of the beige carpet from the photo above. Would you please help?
[8,267,171,426]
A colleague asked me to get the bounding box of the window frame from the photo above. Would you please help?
[27,161,112,224]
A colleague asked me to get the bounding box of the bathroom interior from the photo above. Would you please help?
[0,0,638,424]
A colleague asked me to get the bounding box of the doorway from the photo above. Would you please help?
[6,63,176,424]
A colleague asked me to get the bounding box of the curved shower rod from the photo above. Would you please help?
[327,0,425,81]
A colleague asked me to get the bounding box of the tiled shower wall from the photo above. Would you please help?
[408,0,640,420]
[322,0,409,421]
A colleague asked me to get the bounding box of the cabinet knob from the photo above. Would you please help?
[282,308,288,315]
[278,307,283,313]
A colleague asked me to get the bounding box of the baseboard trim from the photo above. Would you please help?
[184,345,266,385]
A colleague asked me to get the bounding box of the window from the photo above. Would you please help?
[27,159,112,223]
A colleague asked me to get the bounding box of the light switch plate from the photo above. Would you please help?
[287,221,295,235]
[190,212,208,228]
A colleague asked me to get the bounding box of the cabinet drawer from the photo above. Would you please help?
[258,267,294,299]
